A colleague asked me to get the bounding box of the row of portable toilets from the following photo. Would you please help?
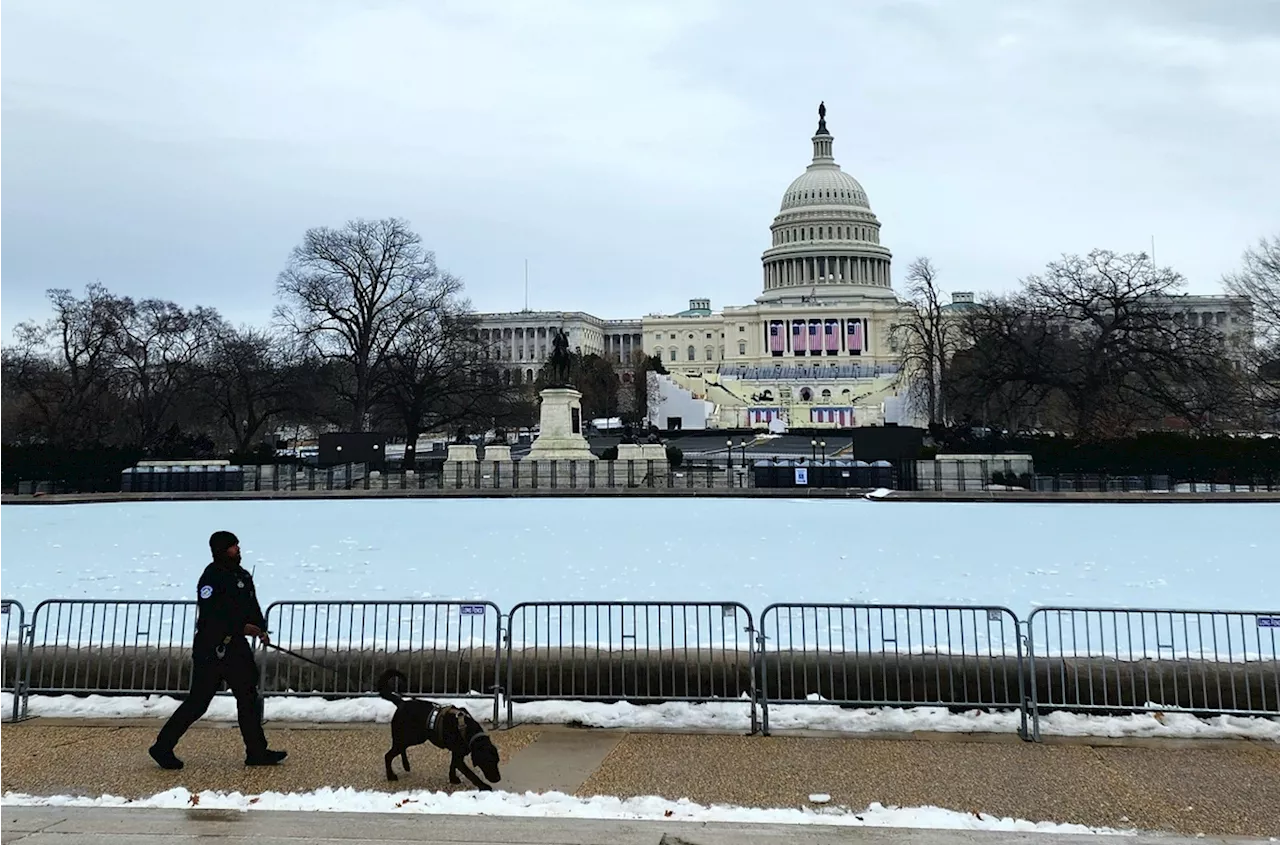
[750,458,895,489]
[120,465,246,493]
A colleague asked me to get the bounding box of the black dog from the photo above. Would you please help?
[376,669,502,790]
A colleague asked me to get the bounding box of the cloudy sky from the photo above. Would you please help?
[3,0,1278,337]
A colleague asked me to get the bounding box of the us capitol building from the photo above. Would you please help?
[474,104,1252,432]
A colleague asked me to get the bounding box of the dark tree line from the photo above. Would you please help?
[0,218,590,476]
[894,246,1274,439]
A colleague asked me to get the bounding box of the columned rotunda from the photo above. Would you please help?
[759,102,894,304]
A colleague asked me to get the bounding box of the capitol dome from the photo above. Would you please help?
[758,103,894,305]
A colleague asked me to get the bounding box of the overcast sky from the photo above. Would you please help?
[3,0,1278,337]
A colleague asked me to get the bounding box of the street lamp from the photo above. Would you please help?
[810,439,817,461]
[820,440,827,461]
[740,438,748,466]
[726,438,734,469]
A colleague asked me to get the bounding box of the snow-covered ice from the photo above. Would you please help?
[0,786,1127,834]
[2,498,1277,614]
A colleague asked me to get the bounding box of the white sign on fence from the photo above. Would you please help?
[795,467,809,486]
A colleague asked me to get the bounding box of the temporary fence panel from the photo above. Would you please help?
[25,599,199,697]
[757,604,1027,737]
[1026,607,1280,740]
[505,601,757,731]
[2,600,29,721]
[262,600,503,723]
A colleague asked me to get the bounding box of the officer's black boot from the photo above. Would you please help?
[245,748,288,766]
[148,744,184,770]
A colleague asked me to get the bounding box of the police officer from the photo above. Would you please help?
[149,531,287,770]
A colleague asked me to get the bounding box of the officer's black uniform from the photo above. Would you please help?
[150,531,286,769]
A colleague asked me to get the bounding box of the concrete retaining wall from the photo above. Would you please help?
[7,646,1274,714]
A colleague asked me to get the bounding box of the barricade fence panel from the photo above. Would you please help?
[1027,607,1280,739]
[25,599,199,696]
[505,601,757,730]
[2,600,28,721]
[757,604,1026,736]
[261,601,503,718]
[8,595,1275,742]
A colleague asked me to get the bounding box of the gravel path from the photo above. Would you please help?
[3,722,1277,838]
[577,733,1280,838]
[0,723,539,797]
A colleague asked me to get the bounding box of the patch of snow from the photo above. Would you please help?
[865,487,893,499]
[0,787,1128,834]
[809,793,832,804]
[4,695,1277,742]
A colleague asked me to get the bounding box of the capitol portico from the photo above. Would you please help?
[474,103,913,430]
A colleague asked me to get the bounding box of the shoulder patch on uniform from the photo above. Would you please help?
[199,585,213,599]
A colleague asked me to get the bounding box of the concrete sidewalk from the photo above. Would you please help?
[2,807,1267,844]
[2,721,1278,839]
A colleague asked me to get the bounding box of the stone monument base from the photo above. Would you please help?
[524,387,597,462]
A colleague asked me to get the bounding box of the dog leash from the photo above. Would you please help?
[260,641,339,674]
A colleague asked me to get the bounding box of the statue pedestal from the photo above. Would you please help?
[445,444,478,462]
[524,388,597,462]
[482,445,513,462]
[617,444,667,463]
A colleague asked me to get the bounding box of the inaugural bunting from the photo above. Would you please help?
[847,318,863,353]
[810,407,854,426]
[769,321,785,353]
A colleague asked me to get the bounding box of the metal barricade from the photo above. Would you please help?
[262,600,504,723]
[2,600,30,721]
[505,601,758,731]
[26,599,199,697]
[757,604,1027,737]
[1026,607,1280,740]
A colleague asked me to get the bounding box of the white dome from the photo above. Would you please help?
[756,102,894,304]
[780,168,870,211]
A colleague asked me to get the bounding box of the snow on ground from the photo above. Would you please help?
[2,499,1277,614]
[5,694,1277,742]
[0,786,1128,834]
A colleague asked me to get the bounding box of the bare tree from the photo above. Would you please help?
[275,218,455,431]
[375,284,503,447]
[1223,235,1280,346]
[110,297,221,449]
[6,285,123,446]
[202,327,307,454]
[890,258,963,427]
[956,250,1239,437]
[1222,235,1280,426]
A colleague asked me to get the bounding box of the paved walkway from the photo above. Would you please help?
[2,807,1266,844]
[2,721,1277,839]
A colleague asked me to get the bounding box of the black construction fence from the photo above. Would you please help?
[4,596,1276,740]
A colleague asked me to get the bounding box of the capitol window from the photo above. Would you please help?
[738,341,747,355]
[687,346,696,361]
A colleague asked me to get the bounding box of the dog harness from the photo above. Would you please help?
[427,705,468,747]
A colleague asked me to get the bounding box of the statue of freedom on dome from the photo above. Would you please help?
[545,328,573,388]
